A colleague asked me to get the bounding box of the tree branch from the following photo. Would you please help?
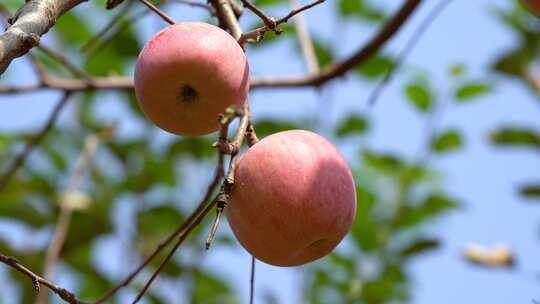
[252,0,422,87]
[94,151,224,303]
[0,0,422,93]
[367,0,451,107]
[0,253,86,304]
[0,0,87,76]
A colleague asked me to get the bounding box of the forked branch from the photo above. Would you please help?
[0,254,86,304]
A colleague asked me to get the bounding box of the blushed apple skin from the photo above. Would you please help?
[227,130,357,267]
[134,22,249,136]
[523,0,540,17]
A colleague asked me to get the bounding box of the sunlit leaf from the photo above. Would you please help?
[400,239,439,258]
[253,119,303,138]
[362,151,403,175]
[449,63,466,77]
[404,82,433,112]
[455,82,492,102]
[191,270,235,304]
[356,55,393,79]
[336,115,369,137]
[395,194,459,228]
[338,0,384,22]
[313,39,334,68]
[489,127,540,149]
[431,129,463,154]
[519,184,540,199]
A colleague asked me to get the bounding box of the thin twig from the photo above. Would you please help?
[82,1,134,52]
[205,204,225,249]
[0,254,86,304]
[94,153,224,303]
[133,102,251,302]
[27,52,48,82]
[367,0,452,107]
[205,102,250,249]
[85,8,152,59]
[0,93,71,191]
[37,45,92,81]
[288,0,319,74]
[131,191,219,304]
[137,0,176,25]
[277,0,325,24]
[249,255,256,304]
[239,0,325,44]
[240,0,276,29]
[36,134,101,304]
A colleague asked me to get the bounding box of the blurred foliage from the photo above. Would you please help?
[0,0,539,304]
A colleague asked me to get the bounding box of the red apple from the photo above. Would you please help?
[523,0,540,17]
[227,130,357,267]
[134,22,249,136]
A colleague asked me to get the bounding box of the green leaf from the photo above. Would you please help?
[519,184,540,199]
[338,0,384,22]
[313,39,334,68]
[492,47,536,77]
[431,129,464,154]
[489,127,540,149]
[455,82,492,102]
[167,137,215,160]
[138,205,184,241]
[404,82,433,112]
[357,55,394,79]
[85,24,139,75]
[43,143,67,172]
[62,205,113,255]
[449,63,466,77]
[2,0,22,11]
[350,186,379,251]
[362,264,407,303]
[362,151,403,175]
[64,243,112,299]
[400,239,440,258]
[54,12,92,45]
[191,270,234,304]
[395,193,459,228]
[252,0,285,7]
[336,115,369,137]
[253,119,303,138]
[400,165,431,187]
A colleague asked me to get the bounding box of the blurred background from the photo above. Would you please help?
[0,0,539,303]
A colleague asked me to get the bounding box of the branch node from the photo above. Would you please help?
[32,277,41,292]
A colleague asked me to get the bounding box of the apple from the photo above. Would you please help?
[227,130,357,267]
[523,0,540,17]
[134,22,249,136]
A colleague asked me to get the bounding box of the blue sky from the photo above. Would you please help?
[1,0,539,303]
